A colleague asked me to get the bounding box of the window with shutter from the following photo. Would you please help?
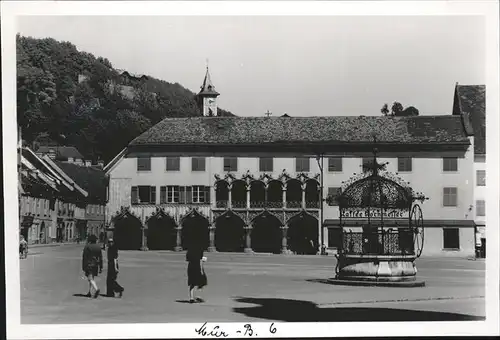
[397,157,412,172]
[328,157,343,172]
[192,157,206,171]
[160,186,166,204]
[150,186,156,204]
[296,157,310,172]
[204,186,211,204]
[259,157,273,172]
[223,158,238,172]
[443,157,458,172]
[137,157,151,171]
[131,186,138,204]
[443,187,458,207]
[186,186,193,203]
[327,187,342,206]
[166,157,180,171]
[179,186,186,203]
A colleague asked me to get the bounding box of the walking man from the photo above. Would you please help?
[106,238,124,297]
[82,235,103,298]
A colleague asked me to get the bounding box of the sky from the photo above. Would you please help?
[17,15,485,117]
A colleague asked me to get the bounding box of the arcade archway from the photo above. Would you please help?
[215,212,246,252]
[286,179,302,208]
[231,180,247,208]
[216,180,229,208]
[113,213,143,250]
[267,180,283,208]
[305,179,320,209]
[251,212,282,254]
[250,181,266,208]
[287,212,319,255]
[181,213,209,251]
[147,213,177,250]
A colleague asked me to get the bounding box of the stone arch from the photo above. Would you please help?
[287,211,319,255]
[215,180,230,208]
[250,180,266,208]
[267,180,283,208]
[305,179,320,209]
[112,209,143,250]
[181,210,210,251]
[251,211,283,254]
[286,178,302,208]
[146,210,178,250]
[215,210,246,252]
[231,179,247,208]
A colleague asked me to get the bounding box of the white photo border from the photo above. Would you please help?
[2,1,499,339]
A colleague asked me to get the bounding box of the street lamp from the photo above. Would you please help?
[315,154,325,255]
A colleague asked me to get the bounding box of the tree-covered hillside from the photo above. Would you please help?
[17,34,234,163]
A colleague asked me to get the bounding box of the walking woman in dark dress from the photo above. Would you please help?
[106,239,124,297]
[186,244,207,303]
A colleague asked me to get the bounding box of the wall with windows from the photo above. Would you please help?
[107,153,323,210]
[322,149,475,223]
[474,155,486,227]
[422,226,475,257]
[107,147,475,256]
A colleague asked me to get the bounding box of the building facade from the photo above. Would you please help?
[452,84,486,257]
[103,70,477,257]
[18,145,107,244]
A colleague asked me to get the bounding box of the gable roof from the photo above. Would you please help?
[54,161,107,203]
[37,146,84,160]
[129,115,470,148]
[453,85,486,154]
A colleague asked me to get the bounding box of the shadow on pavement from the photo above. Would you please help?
[72,293,115,298]
[232,297,484,322]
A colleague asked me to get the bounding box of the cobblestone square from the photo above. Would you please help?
[20,245,485,323]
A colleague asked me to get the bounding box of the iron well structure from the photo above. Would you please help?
[329,147,427,286]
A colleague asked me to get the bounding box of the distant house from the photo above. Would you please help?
[36,146,84,163]
[19,147,88,244]
[51,160,108,239]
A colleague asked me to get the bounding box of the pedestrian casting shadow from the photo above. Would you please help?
[72,293,115,298]
[176,299,193,304]
[232,297,484,322]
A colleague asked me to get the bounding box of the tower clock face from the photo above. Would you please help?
[204,97,217,116]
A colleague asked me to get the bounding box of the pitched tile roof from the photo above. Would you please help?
[37,146,84,160]
[454,85,486,154]
[129,115,470,147]
[54,161,107,203]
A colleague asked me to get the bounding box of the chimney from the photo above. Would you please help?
[85,160,92,167]
[68,157,74,163]
[97,160,104,168]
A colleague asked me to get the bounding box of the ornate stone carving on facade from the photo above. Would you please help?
[241,170,255,186]
[247,210,262,225]
[179,207,209,224]
[145,207,175,224]
[277,169,292,183]
[285,210,319,224]
[110,206,141,222]
[296,172,321,184]
[249,210,284,226]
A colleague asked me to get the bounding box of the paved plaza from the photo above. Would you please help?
[20,245,485,323]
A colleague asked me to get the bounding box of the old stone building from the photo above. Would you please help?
[104,69,479,257]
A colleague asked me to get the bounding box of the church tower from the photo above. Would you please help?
[196,66,220,117]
